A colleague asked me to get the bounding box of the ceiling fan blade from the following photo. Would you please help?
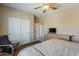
[34,6,42,9]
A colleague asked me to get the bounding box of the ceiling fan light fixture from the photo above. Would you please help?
[34,3,58,13]
[42,5,49,10]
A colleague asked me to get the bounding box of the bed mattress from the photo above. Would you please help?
[18,39,79,56]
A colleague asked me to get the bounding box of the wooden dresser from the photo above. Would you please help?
[44,33,74,41]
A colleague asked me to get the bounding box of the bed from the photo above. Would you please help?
[18,39,79,56]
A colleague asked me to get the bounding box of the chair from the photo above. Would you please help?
[0,35,19,55]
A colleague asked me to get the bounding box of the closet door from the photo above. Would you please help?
[8,17,21,43]
[21,19,30,44]
[35,23,44,41]
[9,17,30,44]
[35,23,40,40]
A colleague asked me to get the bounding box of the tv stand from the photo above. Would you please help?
[44,33,74,41]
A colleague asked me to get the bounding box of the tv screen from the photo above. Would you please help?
[49,28,56,33]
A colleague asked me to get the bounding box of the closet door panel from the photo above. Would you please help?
[35,23,44,41]
[8,17,21,43]
[9,17,30,44]
[21,19,30,44]
[35,23,40,40]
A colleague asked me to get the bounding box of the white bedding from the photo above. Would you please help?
[18,39,79,56]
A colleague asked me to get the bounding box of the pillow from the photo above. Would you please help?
[0,35,11,45]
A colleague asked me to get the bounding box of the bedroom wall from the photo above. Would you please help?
[42,4,79,42]
[0,4,35,42]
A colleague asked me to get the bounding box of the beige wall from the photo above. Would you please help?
[42,4,79,42]
[0,4,34,42]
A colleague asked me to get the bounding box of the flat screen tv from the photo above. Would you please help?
[49,28,56,33]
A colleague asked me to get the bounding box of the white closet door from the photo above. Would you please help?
[39,24,44,38]
[9,17,30,44]
[36,23,41,41]
[8,17,21,43]
[21,19,30,44]
[35,23,44,41]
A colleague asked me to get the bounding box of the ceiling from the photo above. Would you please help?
[3,3,79,17]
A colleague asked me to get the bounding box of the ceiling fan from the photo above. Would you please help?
[34,3,58,13]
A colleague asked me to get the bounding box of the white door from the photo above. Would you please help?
[21,19,30,44]
[35,23,40,40]
[35,23,44,41]
[8,17,21,43]
[8,17,30,44]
